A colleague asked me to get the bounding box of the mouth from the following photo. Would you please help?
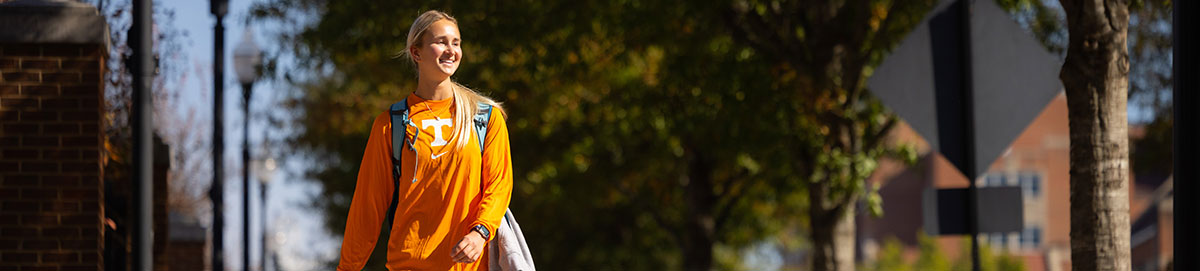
[439,58,455,65]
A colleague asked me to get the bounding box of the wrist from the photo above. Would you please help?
[471,224,491,240]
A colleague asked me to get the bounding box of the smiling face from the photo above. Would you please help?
[410,19,462,81]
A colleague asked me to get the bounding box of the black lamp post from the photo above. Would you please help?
[255,153,276,271]
[209,1,227,271]
[234,28,262,271]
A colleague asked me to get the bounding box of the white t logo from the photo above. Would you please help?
[421,119,453,147]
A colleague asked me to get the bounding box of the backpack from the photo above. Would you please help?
[386,98,535,271]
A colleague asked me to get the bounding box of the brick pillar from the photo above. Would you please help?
[0,1,110,270]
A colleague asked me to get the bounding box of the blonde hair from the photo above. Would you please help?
[402,10,504,150]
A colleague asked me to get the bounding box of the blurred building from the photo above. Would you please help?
[1,1,207,270]
[859,93,1174,271]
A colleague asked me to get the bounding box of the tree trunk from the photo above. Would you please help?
[1059,0,1132,270]
[682,150,716,271]
[809,186,857,271]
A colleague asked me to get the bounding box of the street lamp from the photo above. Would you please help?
[233,28,261,271]
[209,1,228,271]
[254,152,276,271]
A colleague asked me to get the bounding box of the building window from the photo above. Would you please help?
[1020,226,1042,248]
[989,232,1006,248]
[1019,172,1042,197]
[983,173,1006,187]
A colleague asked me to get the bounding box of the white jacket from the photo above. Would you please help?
[487,209,535,271]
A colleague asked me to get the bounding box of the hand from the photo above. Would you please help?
[451,230,485,263]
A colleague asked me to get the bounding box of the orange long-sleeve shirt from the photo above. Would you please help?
[338,93,513,271]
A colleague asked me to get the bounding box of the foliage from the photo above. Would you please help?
[251,0,820,269]
[864,233,1024,271]
[722,1,932,270]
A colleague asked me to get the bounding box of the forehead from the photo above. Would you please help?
[425,20,460,40]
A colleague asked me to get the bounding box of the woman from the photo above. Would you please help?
[337,10,513,271]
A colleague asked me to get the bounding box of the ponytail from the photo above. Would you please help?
[449,81,503,150]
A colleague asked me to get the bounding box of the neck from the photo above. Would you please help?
[415,77,455,100]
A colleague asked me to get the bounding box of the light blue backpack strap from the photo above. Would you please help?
[393,97,417,182]
[473,102,493,154]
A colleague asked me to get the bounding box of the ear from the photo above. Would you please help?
[410,46,420,61]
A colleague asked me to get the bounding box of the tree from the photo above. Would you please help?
[722,1,932,270]
[1058,0,1132,270]
[999,0,1174,181]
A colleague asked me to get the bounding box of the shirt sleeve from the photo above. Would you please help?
[471,108,514,242]
[337,112,396,271]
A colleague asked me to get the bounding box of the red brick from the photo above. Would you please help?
[1,226,37,237]
[0,188,16,198]
[0,85,17,96]
[42,175,80,186]
[22,265,60,271]
[61,214,96,225]
[22,136,58,147]
[1,71,38,82]
[23,239,59,249]
[1,97,38,109]
[60,239,96,249]
[61,111,95,121]
[42,124,79,135]
[42,202,77,212]
[0,162,16,171]
[80,73,99,83]
[1,202,38,213]
[61,188,96,199]
[61,136,95,148]
[78,227,97,239]
[79,251,98,263]
[78,98,98,110]
[21,160,58,171]
[2,175,37,186]
[21,188,57,200]
[60,86,97,97]
[41,98,78,109]
[0,239,17,249]
[21,85,58,96]
[21,214,57,226]
[4,123,38,133]
[42,227,79,237]
[42,72,79,82]
[3,149,38,159]
[62,265,99,271]
[41,251,77,262]
[2,45,39,56]
[79,124,97,134]
[0,252,36,263]
[0,58,16,69]
[20,111,57,121]
[0,110,15,121]
[21,59,58,70]
[61,60,98,71]
[42,45,80,57]
[78,202,98,213]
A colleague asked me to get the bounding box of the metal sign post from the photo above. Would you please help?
[1174,1,1196,270]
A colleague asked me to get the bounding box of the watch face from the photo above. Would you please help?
[475,225,489,238]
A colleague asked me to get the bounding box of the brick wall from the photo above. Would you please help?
[0,42,107,270]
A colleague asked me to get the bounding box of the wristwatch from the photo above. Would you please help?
[472,224,491,240]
